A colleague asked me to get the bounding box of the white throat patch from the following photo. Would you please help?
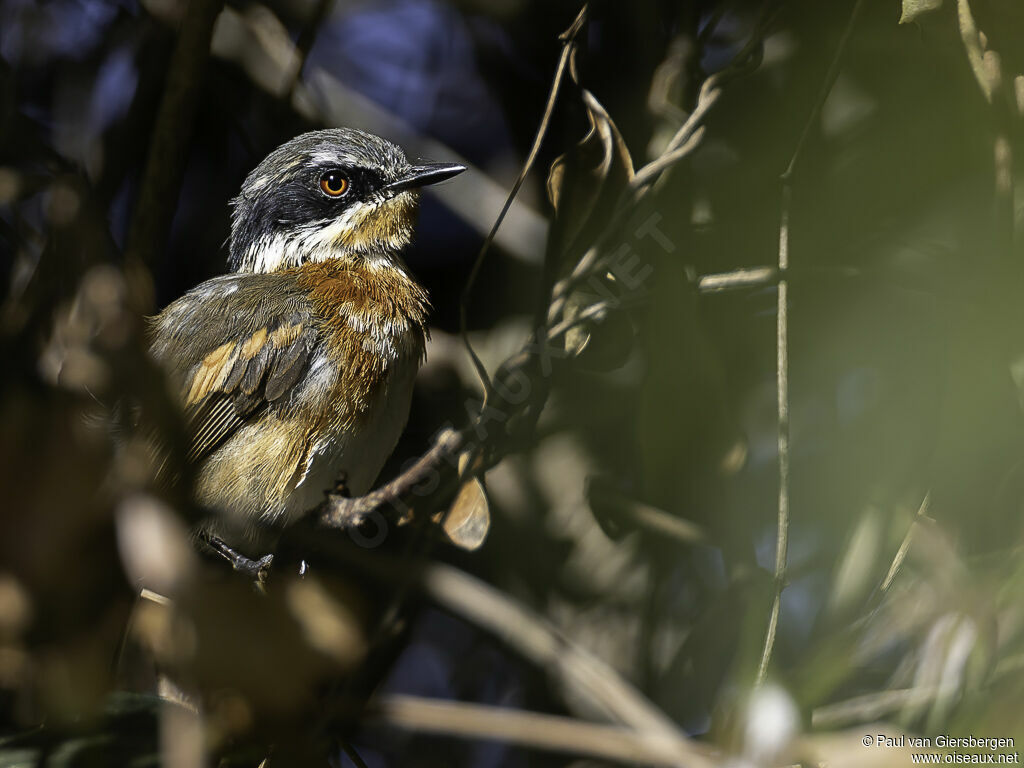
[240,194,415,273]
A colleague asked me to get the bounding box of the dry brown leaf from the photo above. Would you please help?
[546,89,634,273]
[441,477,490,552]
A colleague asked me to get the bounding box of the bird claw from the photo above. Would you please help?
[227,550,274,585]
[202,532,275,584]
[242,553,275,583]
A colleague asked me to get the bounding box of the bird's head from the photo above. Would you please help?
[228,128,465,273]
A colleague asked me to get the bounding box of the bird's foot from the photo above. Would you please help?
[203,533,275,584]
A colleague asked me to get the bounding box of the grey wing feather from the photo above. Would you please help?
[265,339,312,401]
[148,273,321,465]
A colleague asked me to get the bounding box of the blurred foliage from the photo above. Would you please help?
[4,0,1024,766]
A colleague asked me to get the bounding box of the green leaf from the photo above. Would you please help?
[899,0,944,23]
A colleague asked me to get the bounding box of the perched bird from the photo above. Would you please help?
[148,128,465,559]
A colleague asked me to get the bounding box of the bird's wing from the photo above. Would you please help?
[148,273,320,465]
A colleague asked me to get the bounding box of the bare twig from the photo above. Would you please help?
[697,266,779,294]
[695,264,865,293]
[879,492,932,593]
[630,125,708,190]
[458,4,588,399]
[339,741,370,768]
[315,286,637,532]
[313,3,774,538]
[757,181,791,687]
[811,686,940,728]
[757,0,868,686]
[318,429,463,528]
[630,6,776,195]
[371,694,717,768]
[781,0,869,183]
[420,564,715,766]
[587,479,708,545]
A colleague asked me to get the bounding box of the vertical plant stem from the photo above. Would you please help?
[757,0,867,685]
[757,183,791,686]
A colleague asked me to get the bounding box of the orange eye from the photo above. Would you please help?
[319,171,349,197]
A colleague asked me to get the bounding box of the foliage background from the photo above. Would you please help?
[3,0,1024,765]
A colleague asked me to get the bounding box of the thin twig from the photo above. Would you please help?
[371,694,716,768]
[781,0,868,182]
[339,740,370,768]
[458,5,588,400]
[757,0,868,686]
[541,9,775,334]
[697,266,779,293]
[318,429,463,528]
[757,181,791,686]
[314,4,772,539]
[420,563,715,766]
[544,16,767,328]
[629,4,776,194]
[811,686,940,728]
[695,264,865,293]
[880,492,932,593]
[588,479,707,545]
[630,125,708,190]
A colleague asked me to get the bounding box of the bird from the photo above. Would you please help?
[147,128,465,566]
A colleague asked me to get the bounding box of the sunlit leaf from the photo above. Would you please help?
[899,0,944,23]
[441,477,490,551]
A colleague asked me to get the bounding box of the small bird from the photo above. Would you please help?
[148,128,465,559]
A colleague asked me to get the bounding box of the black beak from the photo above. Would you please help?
[385,162,466,194]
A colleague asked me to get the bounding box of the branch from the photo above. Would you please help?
[879,492,932,594]
[630,6,776,194]
[313,3,775,538]
[371,694,717,768]
[317,429,464,528]
[418,564,716,767]
[811,686,940,729]
[697,266,779,294]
